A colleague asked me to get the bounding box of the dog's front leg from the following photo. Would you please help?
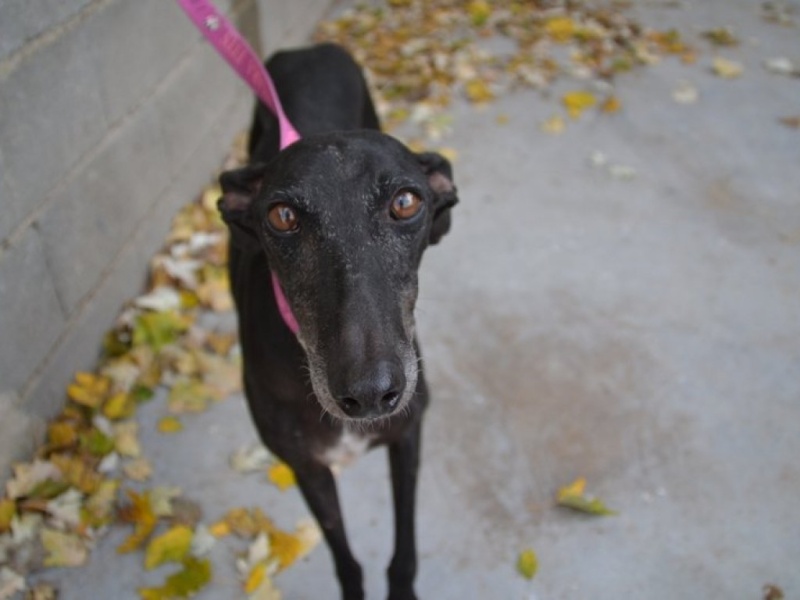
[386,421,422,600]
[294,461,364,600]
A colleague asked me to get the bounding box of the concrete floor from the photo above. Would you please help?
[42,1,799,598]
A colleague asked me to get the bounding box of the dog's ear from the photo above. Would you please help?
[416,152,459,245]
[218,164,267,248]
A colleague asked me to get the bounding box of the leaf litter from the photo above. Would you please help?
[0,130,316,598]
[2,1,793,596]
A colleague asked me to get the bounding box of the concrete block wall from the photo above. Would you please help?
[0,0,332,477]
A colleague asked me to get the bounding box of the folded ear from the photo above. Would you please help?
[218,164,267,249]
[416,152,459,245]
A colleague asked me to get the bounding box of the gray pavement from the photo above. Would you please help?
[42,0,800,598]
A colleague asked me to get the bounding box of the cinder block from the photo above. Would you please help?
[0,147,24,243]
[0,19,109,225]
[37,102,171,316]
[0,0,92,60]
[81,0,199,125]
[25,91,252,419]
[0,227,66,392]
[155,41,243,167]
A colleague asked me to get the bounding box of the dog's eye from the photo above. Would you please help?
[267,203,299,233]
[390,191,423,220]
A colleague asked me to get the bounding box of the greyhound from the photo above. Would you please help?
[218,42,458,600]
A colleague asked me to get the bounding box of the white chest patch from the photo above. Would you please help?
[320,430,372,470]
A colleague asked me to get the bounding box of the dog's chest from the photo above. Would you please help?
[318,429,373,469]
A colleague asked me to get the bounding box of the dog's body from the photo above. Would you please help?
[219,43,457,600]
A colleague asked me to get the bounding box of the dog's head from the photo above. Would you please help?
[219,131,458,422]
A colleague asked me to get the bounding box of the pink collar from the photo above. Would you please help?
[177,0,301,334]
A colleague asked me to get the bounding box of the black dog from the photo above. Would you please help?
[218,43,458,600]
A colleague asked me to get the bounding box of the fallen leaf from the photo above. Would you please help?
[45,488,83,528]
[517,548,538,580]
[145,525,193,570]
[0,499,16,533]
[139,556,211,600]
[49,454,102,495]
[464,79,495,104]
[711,57,743,79]
[47,421,79,449]
[103,392,136,420]
[466,0,491,27]
[267,463,296,491]
[67,372,111,409]
[557,477,617,516]
[118,490,158,554]
[40,528,88,567]
[123,458,153,482]
[270,518,320,571]
[84,479,119,527]
[701,27,739,46]
[562,90,597,119]
[149,487,182,518]
[113,421,142,458]
[157,416,183,434]
[763,584,785,600]
[230,445,272,473]
[25,582,58,600]
[133,311,190,352]
[135,287,182,313]
[779,116,800,129]
[0,567,25,598]
[79,427,116,457]
[545,16,576,42]
[764,57,798,77]
[167,379,216,414]
[5,460,62,500]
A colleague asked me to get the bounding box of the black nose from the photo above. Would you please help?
[335,360,406,419]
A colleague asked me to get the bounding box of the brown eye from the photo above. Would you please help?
[267,203,299,233]
[390,191,423,220]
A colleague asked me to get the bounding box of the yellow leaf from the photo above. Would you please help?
[221,507,261,538]
[244,562,266,594]
[41,528,88,567]
[464,79,494,104]
[67,372,111,409]
[466,0,491,26]
[144,525,193,570]
[157,416,183,434]
[139,556,212,600]
[118,490,158,554]
[545,16,575,42]
[0,498,16,533]
[517,548,538,580]
[267,462,296,491]
[47,421,78,448]
[562,91,597,119]
[557,477,587,502]
[103,392,136,420]
[208,520,231,538]
[196,266,233,312]
[556,477,617,516]
[50,454,102,494]
[269,519,321,571]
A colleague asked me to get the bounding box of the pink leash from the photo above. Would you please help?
[176,0,300,334]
